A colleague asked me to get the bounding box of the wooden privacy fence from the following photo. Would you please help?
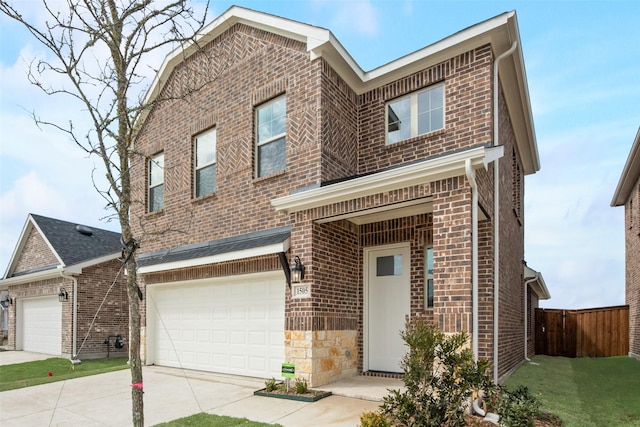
[535,305,629,357]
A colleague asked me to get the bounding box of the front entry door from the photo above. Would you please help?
[366,244,410,372]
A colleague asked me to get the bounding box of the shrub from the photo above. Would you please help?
[294,377,308,394]
[497,385,541,427]
[264,377,278,392]
[380,320,495,427]
[359,411,391,427]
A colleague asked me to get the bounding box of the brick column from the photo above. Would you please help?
[431,177,473,335]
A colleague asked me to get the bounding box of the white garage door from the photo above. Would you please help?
[149,272,285,378]
[20,296,62,355]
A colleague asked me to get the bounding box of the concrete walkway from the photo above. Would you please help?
[0,351,402,426]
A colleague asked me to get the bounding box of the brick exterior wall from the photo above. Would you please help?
[131,19,532,386]
[5,260,128,359]
[626,178,640,358]
[13,227,58,274]
[496,87,526,379]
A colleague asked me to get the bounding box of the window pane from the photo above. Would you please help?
[258,137,285,177]
[149,184,164,212]
[427,279,434,308]
[387,97,411,144]
[150,154,164,186]
[426,247,434,276]
[418,86,444,134]
[196,129,216,166]
[257,97,286,143]
[196,164,216,197]
[376,254,402,276]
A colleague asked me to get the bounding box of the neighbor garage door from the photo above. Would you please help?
[148,272,285,378]
[20,296,62,355]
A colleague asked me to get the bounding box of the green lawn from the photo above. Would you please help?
[504,355,640,427]
[0,357,129,391]
[153,413,281,427]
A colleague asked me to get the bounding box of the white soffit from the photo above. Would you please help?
[272,145,503,214]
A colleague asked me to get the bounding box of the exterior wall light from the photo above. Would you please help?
[0,295,12,309]
[290,256,305,283]
[58,287,69,302]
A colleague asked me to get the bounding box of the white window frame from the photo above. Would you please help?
[424,246,434,309]
[194,128,217,198]
[255,95,286,177]
[386,84,445,144]
[148,152,164,212]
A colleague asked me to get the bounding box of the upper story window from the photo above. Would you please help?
[386,84,444,144]
[148,153,164,212]
[194,128,217,198]
[256,95,286,177]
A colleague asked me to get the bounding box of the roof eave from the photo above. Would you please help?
[611,127,640,207]
[272,145,504,214]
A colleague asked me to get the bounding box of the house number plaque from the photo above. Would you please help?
[292,283,311,299]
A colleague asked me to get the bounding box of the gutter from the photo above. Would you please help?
[492,40,518,383]
[60,271,79,361]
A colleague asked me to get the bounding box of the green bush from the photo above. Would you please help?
[497,385,541,427]
[294,377,308,394]
[380,320,495,427]
[264,377,278,392]
[359,411,391,427]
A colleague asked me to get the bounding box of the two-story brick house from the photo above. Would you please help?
[131,6,547,386]
[612,127,640,360]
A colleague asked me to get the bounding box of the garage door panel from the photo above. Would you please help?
[21,297,62,355]
[151,274,285,378]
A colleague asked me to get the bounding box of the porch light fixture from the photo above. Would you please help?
[0,296,11,309]
[58,287,69,302]
[290,256,305,283]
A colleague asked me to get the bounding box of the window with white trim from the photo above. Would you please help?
[194,128,216,198]
[387,84,444,144]
[424,246,434,309]
[256,96,286,177]
[148,152,164,212]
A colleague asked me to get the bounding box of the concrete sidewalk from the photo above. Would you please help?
[0,353,401,426]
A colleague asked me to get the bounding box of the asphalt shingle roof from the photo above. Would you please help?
[30,214,122,267]
[137,226,290,267]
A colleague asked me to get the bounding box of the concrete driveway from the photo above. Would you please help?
[0,352,399,426]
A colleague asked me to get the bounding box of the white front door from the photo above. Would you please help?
[366,244,410,372]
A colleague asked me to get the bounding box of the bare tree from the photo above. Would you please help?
[0,1,209,425]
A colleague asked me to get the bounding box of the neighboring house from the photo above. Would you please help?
[131,6,548,386]
[612,127,640,360]
[0,214,128,359]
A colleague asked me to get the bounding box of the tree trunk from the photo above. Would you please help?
[126,258,143,427]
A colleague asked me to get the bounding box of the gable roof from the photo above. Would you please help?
[141,6,539,175]
[611,127,640,207]
[2,214,122,280]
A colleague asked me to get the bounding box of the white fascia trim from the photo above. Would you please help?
[0,266,64,287]
[272,146,504,214]
[64,252,122,275]
[137,238,290,275]
[611,127,640,206]
[3,215,64,280]
[524,265,551,300]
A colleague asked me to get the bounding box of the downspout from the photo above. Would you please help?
[523,274,539,362]
[465,159,479,362]
[60,271,79,361]
[492,40,518,383]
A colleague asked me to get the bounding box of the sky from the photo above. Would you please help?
[1,1,638,309]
